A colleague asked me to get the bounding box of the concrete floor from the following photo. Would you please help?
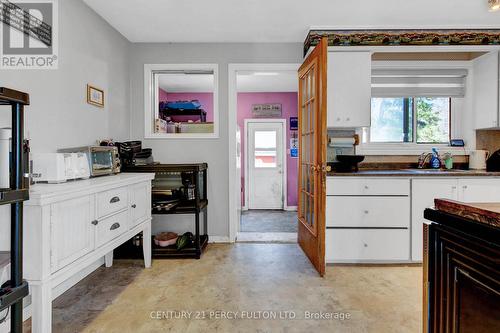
[24,243,422,333]
[240,210,298,233]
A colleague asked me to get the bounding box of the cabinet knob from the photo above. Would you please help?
[364,210,369,214]
[463,185,468,189]
[346,117,350,121]
[336,117,341,121]
[364,185,369,189]
[110,196,120,204]
[91,220,98,226]
[363,243,368,248]
[131,204,137,209]
[110,223,121,231]
[452,186,457,189]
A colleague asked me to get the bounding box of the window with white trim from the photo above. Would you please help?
[370,97,451,144]
[367,66,466,145]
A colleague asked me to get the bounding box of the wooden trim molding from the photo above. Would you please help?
[304,29,500,56]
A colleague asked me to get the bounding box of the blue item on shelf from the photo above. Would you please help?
[166,100,201,110]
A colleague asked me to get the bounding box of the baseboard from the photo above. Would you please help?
[209,236,231,243]
[284,206,298,211]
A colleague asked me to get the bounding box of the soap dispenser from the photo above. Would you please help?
[430,148,441,169]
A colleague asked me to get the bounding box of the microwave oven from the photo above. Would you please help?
[58,146,120,177]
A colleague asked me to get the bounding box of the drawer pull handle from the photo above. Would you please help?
[110,223,120,231]
[91,220,98,226]
[131,204,137,209]
[110,196,120,204]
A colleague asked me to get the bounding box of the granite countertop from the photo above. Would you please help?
[327,169,500,177]
[434,199,500,229]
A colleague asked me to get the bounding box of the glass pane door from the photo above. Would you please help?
[298,60,318,235]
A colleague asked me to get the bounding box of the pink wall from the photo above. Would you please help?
[237,92,298,207]
[159,89,214,122]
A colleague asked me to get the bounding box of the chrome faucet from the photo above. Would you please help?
[418,152,433,169]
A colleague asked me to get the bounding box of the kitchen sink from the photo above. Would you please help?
[401,168,473,174]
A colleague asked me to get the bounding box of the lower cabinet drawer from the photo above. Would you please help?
[326,177,410,196]
[95,210,128,248]
[326,229,410,262]
[326,196,409,228]
[96,187,128,219]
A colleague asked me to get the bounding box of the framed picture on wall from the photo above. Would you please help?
[87,84,104,108]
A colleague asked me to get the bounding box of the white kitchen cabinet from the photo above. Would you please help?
[24,173,154,333]
[326,196,409,228]
[50,196,95,273]
[411,179,458,261]
[411,177,500,262]
[326,177,410,263]
[326,229,410,262]
[473,51,499,129]
[458,178,500,202]
[129,182,151,228]
[326,177,409,196]
[327,51,371,128]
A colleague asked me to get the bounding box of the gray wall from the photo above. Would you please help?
[0,0,130,152]
[0,0,131,250]
[129,43,303,237]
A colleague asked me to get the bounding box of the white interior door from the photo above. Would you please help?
[248,121,284,209]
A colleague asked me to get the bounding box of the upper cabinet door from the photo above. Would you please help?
[327,51,371,128]
[473,51,499,129]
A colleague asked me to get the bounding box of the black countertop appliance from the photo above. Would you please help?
[486,149,500,171]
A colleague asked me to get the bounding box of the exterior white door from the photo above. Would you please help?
[247,121,284,209]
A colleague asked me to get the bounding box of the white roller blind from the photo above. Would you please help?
[371,68,468,97]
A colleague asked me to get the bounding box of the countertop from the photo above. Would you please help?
[434,199,500,229]
[27,172,155,205]
[327,169,500,177]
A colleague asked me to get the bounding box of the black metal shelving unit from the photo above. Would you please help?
[122,163,208,259]
[0,87,30,333]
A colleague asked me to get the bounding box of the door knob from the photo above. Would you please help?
[322,165,332,172]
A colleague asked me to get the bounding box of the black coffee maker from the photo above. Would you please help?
[486,149,500,171]
[181,172,196,201]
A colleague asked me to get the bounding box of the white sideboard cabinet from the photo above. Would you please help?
[23,173,154,333]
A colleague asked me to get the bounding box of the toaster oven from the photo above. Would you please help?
[58,146,120,177]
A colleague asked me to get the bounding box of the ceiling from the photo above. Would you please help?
[83,0,500,43]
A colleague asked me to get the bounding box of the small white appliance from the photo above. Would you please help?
[469,150,490,170]
[31,153,90,183]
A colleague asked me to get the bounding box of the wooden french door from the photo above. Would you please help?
[297,37,328,276]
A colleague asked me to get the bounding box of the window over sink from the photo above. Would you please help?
[370,97,451,144]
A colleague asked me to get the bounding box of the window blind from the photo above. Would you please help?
[371,68,468,97]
